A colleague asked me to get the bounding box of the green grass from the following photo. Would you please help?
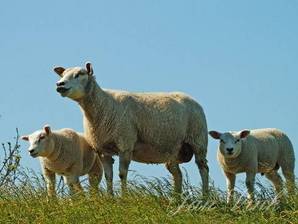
[1,131,296,223]
[0,173,297,224]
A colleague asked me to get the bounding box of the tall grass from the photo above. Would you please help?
[0,132,297,224]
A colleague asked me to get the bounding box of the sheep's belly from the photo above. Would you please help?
[43,160,74,176]
[257,161,277,173]
[132,143,172,164]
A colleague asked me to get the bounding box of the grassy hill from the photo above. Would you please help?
[0,172,297,224]
[0,133,297,224]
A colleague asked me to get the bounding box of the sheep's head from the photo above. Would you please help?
[209,130,250,158]
[54,62,93,100]
[21,125,55,158]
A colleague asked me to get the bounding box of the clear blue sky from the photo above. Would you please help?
[0,0,297,190]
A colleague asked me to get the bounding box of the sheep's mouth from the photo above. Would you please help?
[30,152,38,158]
[56,86,71,95]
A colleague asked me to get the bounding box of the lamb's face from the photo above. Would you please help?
[54,62,94,100]
[209,130,250,159]
[21,126,54,158]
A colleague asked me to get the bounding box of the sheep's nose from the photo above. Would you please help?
[226,148,234,152]
[56,81,65,87]
[28,149,35,154]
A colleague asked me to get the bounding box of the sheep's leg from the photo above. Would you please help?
[279,153,295,195]
[88,173,100,193]
[265,170,283,199]
[119,151,132,195]
[245,172,256,205]
[88,157,103,194]
[192,144,209,197]
[43,167,56,198]
[282,168,295,195]
[64,176,83,196]
[224,171,236,204]
[102,155,114,195]
[166,162,182,194]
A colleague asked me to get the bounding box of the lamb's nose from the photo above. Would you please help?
[226,148,234,152]
[29,149,35,154]
[56,81,65,87]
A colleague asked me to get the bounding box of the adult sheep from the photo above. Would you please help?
[21,125,103,197]
[209,128,295,204]
[53,62,209,196]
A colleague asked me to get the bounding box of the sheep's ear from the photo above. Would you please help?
[240,130,250,139]
[209,131,222,140]
[53,67,65,77]
[85,62,93,76]
[44,125,51,135]
[21,136,29,141]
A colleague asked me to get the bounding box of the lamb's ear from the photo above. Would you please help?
[85,62,93,76]
[240,130,250,139]
[21,136,29,141]
[53,67,65,77]
[209,131,222,140]
[43,125,51,135]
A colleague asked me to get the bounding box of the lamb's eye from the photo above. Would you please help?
[39,135,45,141]
[235,139,240,143]
[74,74,80,79]
[220,139,225,144]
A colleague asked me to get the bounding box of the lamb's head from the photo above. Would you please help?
[209,130,250,158]
[54,62,94,100]
[21,125,55,158]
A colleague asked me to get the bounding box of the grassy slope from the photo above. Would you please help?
[0,180,297,224]
[2,129,297,223]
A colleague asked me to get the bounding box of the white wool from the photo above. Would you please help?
[22,126,103,196]
[209,128,295,204]
[54,62,209,196]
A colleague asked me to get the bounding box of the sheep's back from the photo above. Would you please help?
[244,129,291,172]
[113,91,206,150]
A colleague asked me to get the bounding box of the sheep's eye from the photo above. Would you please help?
[74,74,80,79]
[39,135,45,141]
[220,139,225,144]
[235,139,240,143]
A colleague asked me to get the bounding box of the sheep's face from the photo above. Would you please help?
[21,126,54,158]
[54,62,93,100]
[209,130,250,159]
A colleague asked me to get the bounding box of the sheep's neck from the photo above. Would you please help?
[218,149,248,173]
[46,134,63,162]
[78,78,118,146]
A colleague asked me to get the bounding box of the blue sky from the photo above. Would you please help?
[0,0,297,190]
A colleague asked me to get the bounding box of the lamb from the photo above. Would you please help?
[21,125,103,197]
[209,128,295,204]
[53,62,209,196]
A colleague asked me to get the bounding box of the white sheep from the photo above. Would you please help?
[21,125,103,197]
[209,128,295,204]
[53,62,209,196]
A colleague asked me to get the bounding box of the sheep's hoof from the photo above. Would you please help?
[46,195,58,203]
[246,200,255,209]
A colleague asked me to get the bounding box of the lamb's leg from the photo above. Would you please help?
[224,171,236,204]
[192,144,209,197]
[119,151,132,195]
[102,155,114,195]
[166,162,182,194]
[245,172,256,205]
[64,176,83,195]
[88,157,103,194]
[265,170,283,199]
[43,167,56,198]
